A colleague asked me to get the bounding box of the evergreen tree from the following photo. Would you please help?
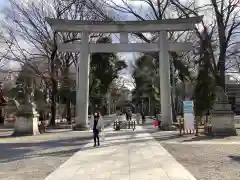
[194,65,216,117]
[89,36,127,108]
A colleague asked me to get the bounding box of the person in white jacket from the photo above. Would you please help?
[136,112,140,124]
[90,110,104,147]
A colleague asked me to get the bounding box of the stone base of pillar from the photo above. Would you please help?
[211,87,237,136]
[12,103,40,136]
[158,115,177,131]
[234,102,240,115]
[160,124,177,131]
[72,124,89,131]
[211,115,237,136]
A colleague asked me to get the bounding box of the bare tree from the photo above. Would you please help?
[104,0,201,119]
[105,0,197,82]
[106,0,240,89]
[170,0,240,89]
[0,0,111,125]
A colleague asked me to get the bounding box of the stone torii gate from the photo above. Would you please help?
[46,16,202,130]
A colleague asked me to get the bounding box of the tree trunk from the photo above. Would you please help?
[211,0,227,90]
[218,62,226,90]
[171,93,177,122]
[64,56,71,124]
[66,98,71,124]
[49,46,57,127]
[50,78,57,126]
[0,108,4,124]
[195,116,200,136]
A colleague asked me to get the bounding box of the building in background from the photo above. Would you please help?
[226,74,240,114]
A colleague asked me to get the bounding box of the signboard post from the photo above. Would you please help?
[183,100,195,132]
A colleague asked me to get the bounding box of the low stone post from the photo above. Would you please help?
[211,86,237,136]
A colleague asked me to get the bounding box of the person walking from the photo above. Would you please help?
[136,112,140,125]
[141,111,146,124]
[125,111,129,121]
[91,110,103,147]
[128,110,132,121]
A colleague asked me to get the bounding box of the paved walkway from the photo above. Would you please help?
[44,123,196,180]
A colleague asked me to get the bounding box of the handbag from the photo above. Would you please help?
[100,129,105,141]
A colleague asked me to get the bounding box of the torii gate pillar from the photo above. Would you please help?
[159,31,172,128]
[74,32,90,130]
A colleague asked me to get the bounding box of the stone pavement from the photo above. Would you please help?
[44,123,196,180]
[0,115,118,180]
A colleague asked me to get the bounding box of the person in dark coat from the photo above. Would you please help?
[141,111,146,124]
[125,111,129,121]
[91,111,103,147]
[127,109,132,120]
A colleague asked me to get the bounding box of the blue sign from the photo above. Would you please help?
[183,101,193,113]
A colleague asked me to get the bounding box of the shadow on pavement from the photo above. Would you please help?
[152,134,183,141]
[0,129,74,138]
[0,147,82,163]
[0,135,89,163]
[143,118,240,142]
[181,135,225,142]
[0,118,115,138]
[78,137,155,152]
[0,126,181,164]
[229,155,240,163]
[2,117,218,164]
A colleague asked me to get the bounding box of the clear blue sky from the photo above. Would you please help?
[0,0,8,8]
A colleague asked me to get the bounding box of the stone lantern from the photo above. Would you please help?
[12,71,40,136]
